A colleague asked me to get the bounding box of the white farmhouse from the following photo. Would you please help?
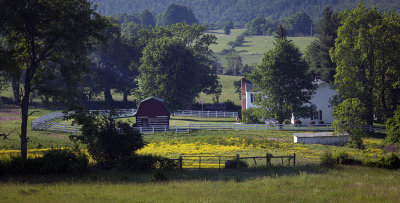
[240,77,337,124]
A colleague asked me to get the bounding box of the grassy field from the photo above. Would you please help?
[196,74,242,105]
[208,29,316,66]
[0,166,399,202]
[1,106,399,202]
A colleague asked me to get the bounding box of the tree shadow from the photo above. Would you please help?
[0,164,328,184]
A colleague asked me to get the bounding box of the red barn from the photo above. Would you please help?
[134,97,170,128]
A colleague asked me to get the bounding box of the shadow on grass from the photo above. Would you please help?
[0,164,327,184]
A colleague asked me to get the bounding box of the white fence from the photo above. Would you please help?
[173,110,238,118]
[31,109,137,131]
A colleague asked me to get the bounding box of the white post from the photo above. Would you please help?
[152,126,155,134]
[164,126,167,132]
[176,126,178,132]
[256,124,258,130]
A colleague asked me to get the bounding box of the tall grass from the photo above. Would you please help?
[0,166,399,202]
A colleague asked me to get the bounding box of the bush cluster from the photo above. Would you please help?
[241,108,261,124]
[224,159,248,169]
[0,149,88,175]
[320,151,400,170]
[119,154,179,171]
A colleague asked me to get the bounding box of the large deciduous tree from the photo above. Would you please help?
[330,4,400,124]
[0,0,107,159]
[249,38,315,124]
[137,24,219,111]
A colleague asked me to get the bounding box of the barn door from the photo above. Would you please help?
[142,118,149,127]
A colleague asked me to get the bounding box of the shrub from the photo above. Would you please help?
[320,152,336,168]
[241,108,261,124]
[283,119,291,124]
[318,120,324,124]
[224,159,248,169]
[310,120,316,125]
[119,154,178,171]
[385,107,400,144]
[0,149,88,175]
[66,109,144,168]
[294,120,302,125]
[333,151,357,165]
[151,170,167,181]
[376,153,400,169]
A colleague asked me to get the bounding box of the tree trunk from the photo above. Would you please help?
[123,90,128,103]
[12,78,20,104]
[20,62,37,160]
[104,87,113,104]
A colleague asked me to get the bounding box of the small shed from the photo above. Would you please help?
[293,132,349,146]
[134,97,170,128]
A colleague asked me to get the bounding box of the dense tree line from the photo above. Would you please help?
[246,12,313,36]
[92,0,399,27]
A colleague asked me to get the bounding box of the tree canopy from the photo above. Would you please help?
[0,0,108,159]
[305,6,340,84]
[136,24,220,111]
[331,4,400,124]
[156,4,197,26]
[249,38,315,124]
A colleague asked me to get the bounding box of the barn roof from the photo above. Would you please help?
[133,96,170,117]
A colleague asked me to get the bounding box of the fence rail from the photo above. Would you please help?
[173,110,238,118]
[175,153,296,170]
[31,109,137,131]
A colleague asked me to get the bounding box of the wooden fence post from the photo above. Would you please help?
[179,156,183,170]
[266,153,269,167]
[293,153,296,167]
[236,154,240,170]
[199,156,201,171]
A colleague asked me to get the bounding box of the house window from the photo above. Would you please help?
[250,93,254,103]
[312,110,322,120]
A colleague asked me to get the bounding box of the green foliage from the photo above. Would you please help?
[157,4,197,26]
[246,13,312,37]
[0,149,88,175]
[385,107,400,144]
[320,151,336,168]
[119,154,178,171]
[363,153,400,170]
[305,7,339,84]
[283,119,291,125]
[310,120,316,125]
[225,52,243,76]
[249,38,315,124]
[241,108,261,124]
[0,0,108,159]
[137,24,219,111]
[332,98,368,149]
[91,0,399,29]
[331,4,400,124]
[224,21,234,35]
[66,109,144,167]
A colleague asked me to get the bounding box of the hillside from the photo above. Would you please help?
[209,29,316,66]
[91,0,399,26]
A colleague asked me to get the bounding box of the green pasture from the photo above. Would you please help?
[208,29,316,66]
[196,74,242,105]
[0,166,399,202]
